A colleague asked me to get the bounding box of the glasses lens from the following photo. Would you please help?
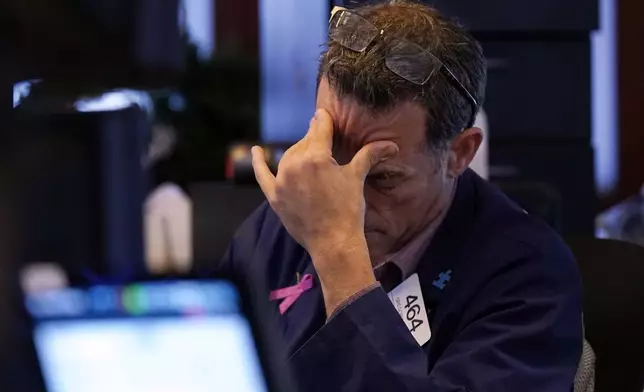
[329,10,379,53]
[385,41,442,85]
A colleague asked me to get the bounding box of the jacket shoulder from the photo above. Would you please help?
[457,174,580,296]
[223,202,308,287]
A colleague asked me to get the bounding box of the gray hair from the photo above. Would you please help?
[318,1,487,151]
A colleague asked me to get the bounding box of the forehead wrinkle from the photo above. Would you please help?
[318,78,426,155]
[337,103,406,151]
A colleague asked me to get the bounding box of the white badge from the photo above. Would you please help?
[387,273,431,346]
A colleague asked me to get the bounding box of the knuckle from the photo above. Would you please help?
[300,159,316,171]
[305,153,329,168]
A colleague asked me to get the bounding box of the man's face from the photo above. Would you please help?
[316,78,452,265]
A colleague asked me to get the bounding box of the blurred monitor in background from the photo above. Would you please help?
[7,107,149,283]
[596,185,644,247]
[1,0,185,89]
[260,0,328,142]
[22,279,291,392]
[180,0,215,60]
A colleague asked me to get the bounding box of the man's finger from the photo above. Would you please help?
[296,116,318,150]
[251,146,277,200]
[306,109,334,152]
[350,141,399,180]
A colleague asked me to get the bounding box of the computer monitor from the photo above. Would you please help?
[9,108,148,282]
[24,278,286,392]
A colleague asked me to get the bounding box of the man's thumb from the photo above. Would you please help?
[350,141,399,179]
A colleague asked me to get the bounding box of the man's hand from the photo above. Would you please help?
[251,109,398,314]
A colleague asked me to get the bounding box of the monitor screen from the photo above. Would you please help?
[25,281,268,392]
[259,0,328,142]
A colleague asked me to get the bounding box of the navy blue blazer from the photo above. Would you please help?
[222,169,583,392]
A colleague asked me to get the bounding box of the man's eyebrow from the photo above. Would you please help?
[332,128,382,153]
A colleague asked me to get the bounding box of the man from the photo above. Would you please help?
[223,2,583,391]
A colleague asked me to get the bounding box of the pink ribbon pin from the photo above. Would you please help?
[269,274,314,315]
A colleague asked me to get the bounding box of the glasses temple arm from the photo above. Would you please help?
[441,65,478,128]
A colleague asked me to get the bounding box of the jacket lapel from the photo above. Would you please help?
[417,170,477,319]
[277,258,327,357]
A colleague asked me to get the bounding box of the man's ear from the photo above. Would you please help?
[447,127,483,178]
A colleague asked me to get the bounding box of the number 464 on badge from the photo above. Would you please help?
[387,273,431,346]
